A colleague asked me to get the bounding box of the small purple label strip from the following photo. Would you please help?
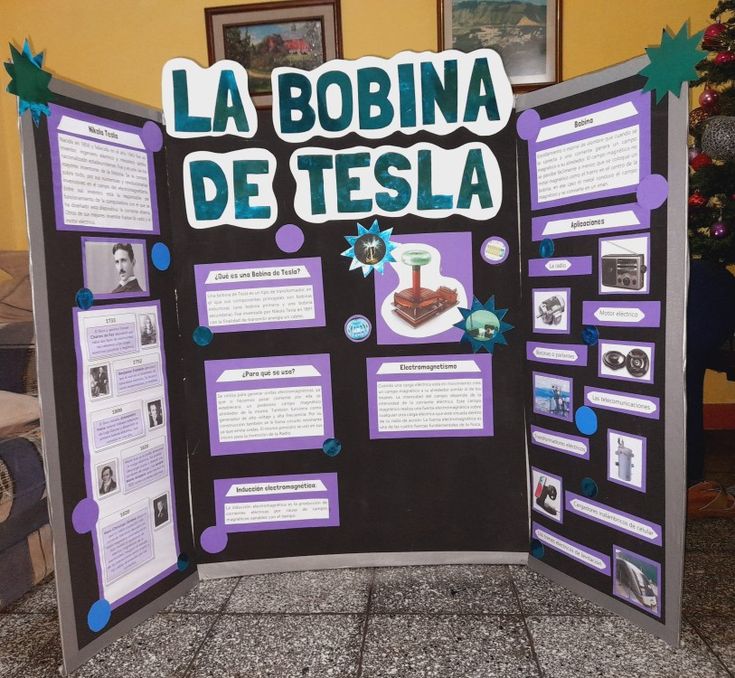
[566,492,662,546]
[531,521,611,575]
[526,341,588,367]
[584,386,660,420]
[528,256,592,277]
[582,301,661,328]
[529,425,589,459]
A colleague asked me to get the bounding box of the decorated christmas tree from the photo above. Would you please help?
[689,2,735,263]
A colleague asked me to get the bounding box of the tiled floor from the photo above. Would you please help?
[2,433,733,677]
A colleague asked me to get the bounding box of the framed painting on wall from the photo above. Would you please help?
[205,0,343,107]
[438,0,561,90]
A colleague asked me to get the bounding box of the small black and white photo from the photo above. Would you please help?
[599,234,650,294]
[96,459,120,498]
[146,398,164,429]
[532,288,570,334]
[89,364,110,399]
[598,339,655,384]
[82,238,148,299]
[139,313,158,348]
[152,493,170,528]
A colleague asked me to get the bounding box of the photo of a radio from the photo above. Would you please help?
[601,254,647,290]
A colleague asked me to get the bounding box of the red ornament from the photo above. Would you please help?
[715,51,735,65]
[704,22,728,49]
[690,152,713,171]
[699,88,720,112]
[711,221,731,239]
[689,191,708,208]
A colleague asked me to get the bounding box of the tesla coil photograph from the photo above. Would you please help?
[2,0,734,676]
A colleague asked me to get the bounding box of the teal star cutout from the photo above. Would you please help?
[341,219,397,277]
[639,23,704,103]
[5,40,54,126]
[453,296,513,353]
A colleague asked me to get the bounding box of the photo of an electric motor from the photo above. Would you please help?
[530,468,562,522]
[613,547,660,616]
[532,289,569,333]
[533,373,572,421]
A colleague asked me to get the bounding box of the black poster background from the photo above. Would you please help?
[166,112,531,563]
[517,74,670,622]
[30,93,195,649]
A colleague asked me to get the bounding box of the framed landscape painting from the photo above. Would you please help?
[206,0,342,107]
[438,0,561,90]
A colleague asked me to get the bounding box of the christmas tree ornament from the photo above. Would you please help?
[690,151,713,171]
[711,221,731,239]
[689,191,708,208]
[701,115,735,160]
[688,145,701,162]
[703,21,728,49]
[715,50,735,65]
[689,107,712,135]
[699,88,721,111]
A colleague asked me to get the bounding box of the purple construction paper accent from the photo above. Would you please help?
[531,521,611,575]
[200,526,228,554]
[582,301,661,328]
[612,545,662,617]
[100,508,155,584]
[531,203,651,242]
[607,428,647,493]
[275,224,305,253]
[212,472,339,534]
[204,354,334,455]
[72,498,99,534]
[532,371,573,422]
[598,339,655,385]
[531,467,564,523]
[480,236,510,264]
[373,232,472,346]
[73,301,180,610]
[122,445,167,494]
[526,91,651,211]
[529,425,590,460]
[194,257,325,334]
[532,287,571,335]
[140,121,163,152]
[366,354,493,439]
[48,104,160,234]
[598,233,651,295]
[528,256,592,277]
[81,237,149,301]
[526,341,588,367]
[636,174,668,209]
[566,491,662,546]
[584,386,661,420]
[516,108,541,141]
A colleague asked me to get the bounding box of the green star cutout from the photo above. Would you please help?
[5,41,54,125]
[639,23,704,103]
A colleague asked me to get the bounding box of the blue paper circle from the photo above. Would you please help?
[75,288,94,310]
[177,553,190,571]
[575,406,598,435]
[530,539,545,559]
[323,438,342,457]
[87,599,111,632]
[193,326,213,347]
[344,315,372,342]
[581,477,599,498]
[539,238,555,258]
[151,242,171,271]
[581,326,599,346]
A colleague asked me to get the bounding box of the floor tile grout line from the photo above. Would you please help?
[683,612,735,678]
[355,568,376,678]
[180,577,241,678]
[507,565,545,678]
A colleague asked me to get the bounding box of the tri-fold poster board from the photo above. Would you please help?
[19,48,687,673]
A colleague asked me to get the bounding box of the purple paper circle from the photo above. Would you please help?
[200,526,228,554]
[480,236,510,265]
[516,109,541,141]
[275,224,305,253]
[141,121,164,152]
[636,174,668,210]
[72,498,99,534]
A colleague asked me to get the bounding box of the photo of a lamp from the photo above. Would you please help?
[392,249,458,327]
[614,437,635,482]
[534,475,558,516]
